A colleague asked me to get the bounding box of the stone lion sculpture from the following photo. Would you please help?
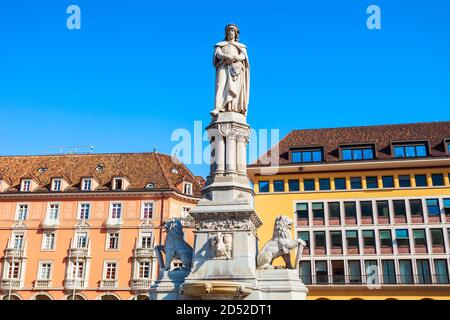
[156,218,193,271]
[257,215,306,269]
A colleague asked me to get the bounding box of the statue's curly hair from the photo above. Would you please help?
[273,216,292,239]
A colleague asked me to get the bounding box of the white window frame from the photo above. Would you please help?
[41,232,56,251]
[78,202,91,220]
[11,231,25,249]
[74,231,89,249]
[109,202,122,219]
[15,203,29,221]
[137,261,151,279]
[21,179,32,192]
[183,182,193,195]
[46,203,60,221]
[103,261,118,280]
[81,178,92,191]
[52,179,62,191]
[7,261,21,279]
[70,260,85,279]
[37,261,53,280]
[181,206,193,218]
[141,201,154,220]
[113,178,124,190]
[106,231,120,250]
[139,230,153,249]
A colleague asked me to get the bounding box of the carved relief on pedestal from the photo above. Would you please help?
[210,232,233,259]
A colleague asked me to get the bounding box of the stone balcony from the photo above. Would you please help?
[64,278,87,290]
[100,279,118,289]
[34,279,52,289]
[42,218,59,229]
[105,218,123,228]
[131,279,152,291]
[0,279,23,290]
[4,247,25,259]
[69,247,90,259]
[134,247,156,259]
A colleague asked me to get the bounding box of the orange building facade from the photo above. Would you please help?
[0,152,202,300]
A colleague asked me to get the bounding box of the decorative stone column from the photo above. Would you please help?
[225,132,237,174]
[236,133,248,175]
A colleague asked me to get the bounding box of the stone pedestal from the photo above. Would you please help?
[149,270,189,300]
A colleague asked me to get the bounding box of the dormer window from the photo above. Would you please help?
[113,178,123,190]
[183,182,193,195]
[340,145,375,161]
[82,178,92,191]
[445,138,450,154]
[392,142,428,158]
[21,179,32,192]
[290,148,323,163]
[52,179,62,191]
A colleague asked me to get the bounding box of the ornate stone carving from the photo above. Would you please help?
[139,219,155,228]
[257,215,306,269]
[12,220,26,229]
[210,232,232,259]
[74,219,90,229]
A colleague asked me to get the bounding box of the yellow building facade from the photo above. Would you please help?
[248,121,450,300]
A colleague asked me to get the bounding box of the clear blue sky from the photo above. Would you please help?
[1,0,449,177]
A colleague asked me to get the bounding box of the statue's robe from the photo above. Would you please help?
[213,41,250,115]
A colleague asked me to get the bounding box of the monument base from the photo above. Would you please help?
[149,270,189,300]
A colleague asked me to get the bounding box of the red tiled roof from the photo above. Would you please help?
[252,121,450,166]
[0,152,202,196]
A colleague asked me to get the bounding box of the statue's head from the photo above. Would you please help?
[224,24,239,42]
[164,218,184,239]
[273,215,294,239]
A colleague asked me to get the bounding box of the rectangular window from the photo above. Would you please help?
[350,177,362,189]
[426,199,440,215]
[395,229,409,246]
[413,229,426,246]
[360,201,373,217]
[330,231,342,247]
[258,181,269,193]
[298,231,309,248]
[111,203,122,219]
[13,233,24,249]
[107,232,120,249]
[432,174,444,186]
[16,204,28,221]
[444,198,450,215]
[303,179,315,191]
[296,203,308,220]
[434,260,449,284]
[398,175,411,188]
[346,230,358,247]
[366,176,378,189]
[8,262,20,279]
[72,261,85,279]
[273,180,285,192]
[331,260,345,284]
[319,178,330,191]
[138,261,151,279]
[431,229,444,246]
[416,259,432,284]
[409,199,423,216]
[376,200,390,218]
[382,260,396,284]
[288,180,299,192]
[328,202,340,219]
[348,260,362,283]
[362,230,375,247]
[399,260,414,284]
[42,232,56,250]
[312,202,324,219]
[341,147,374,161]
[181,206,191,218]
[183,182,193,195]
[52,179,62,191]
[365,260,379,285]
[142,202,154,219]
[315,261,328,284]
[105,262,117,280]
[75,232,88,248]
[48,204,59,220]
[21,179,31,192]
[415,174,427,187]
[140,232,153,248]
[344,201,357,218]
[379,230,392,247]
[39,263,52,280]
[82,178,92,191]
[393,200,406,216]
[393,143,427,158]
[382,176,394,188]
[79,203,90,220]
[314,231,326,248]
[299,261,312,285]
[334,178,347,190]
[114,178,123,190]
[291,149,323,163]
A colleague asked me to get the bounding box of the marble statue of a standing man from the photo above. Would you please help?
[211,24,250,117]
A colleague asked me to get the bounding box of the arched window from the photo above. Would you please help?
[66,294,86,300]
[34,294,52,300]
[100,294,119,300]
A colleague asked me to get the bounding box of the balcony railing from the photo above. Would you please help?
[131,279,152,291]
[105,218,123,228]
[34,279,52,288]
[134,247,156,258]
[0,279,23,290]
[42,218,59,229]
[64,278,87,290]
[4,247,25,259]
[69,247,89,259]
[100,279,118,289]
[300,274,450,286]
